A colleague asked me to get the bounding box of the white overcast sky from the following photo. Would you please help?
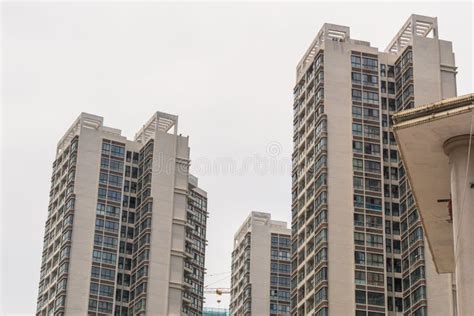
[1,1,472,314]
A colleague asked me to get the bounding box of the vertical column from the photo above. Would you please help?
[444,134,474,315]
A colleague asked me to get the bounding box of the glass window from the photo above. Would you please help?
[110,145,125,157]
[352,106,362,118]
[354,232,365,245]
[367,272,384,286]
[355,270,366,285]
[353,177,364,190]
[354,213,364,227]
[351,55,361,67]
[355,251,365,264]
[367,253,384,267]
[356,290,366,304]
[352,123,363,136]
[353,158,363,171]
[368,292,384,306]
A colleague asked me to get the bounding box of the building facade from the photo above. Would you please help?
[36,112,207,315]
[291,15,456,316]
[230,212,291,316]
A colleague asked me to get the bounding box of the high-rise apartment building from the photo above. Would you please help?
[230,212,291,316]
[291,15,457,316]
[36,112,208,316]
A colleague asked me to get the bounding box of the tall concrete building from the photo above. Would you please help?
[230,212,291,316]
[291,15,457,316]
[36,112,208,316]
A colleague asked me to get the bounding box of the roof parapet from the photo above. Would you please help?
[56,113,104,156]
[385,14,438,54]
[134,111,178,144]
[297,23,350,78]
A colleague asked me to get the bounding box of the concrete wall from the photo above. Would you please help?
[64,127,102,314]
[323,39,358,315]
[146,129,189,315]
[249,217,272,315]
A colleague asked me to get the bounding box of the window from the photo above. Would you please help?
[355,271,366,285]
[352,72,362,82]
[353,177,364,190]
[108,174,123,187]
[362,57,378,70]
[365,160,380,173]
[352,106,362,118]
[315,248,327,264]
[366,215,382,228]
[413,306,428,316]
[354,232,365,245]
[351,55,361,67]
[356,290,366,304]
[102,143,111,155]
[364,143,380,156]
[367,253,384,267]
[103,235,118,248]
[96,203,106,215]
[98,301,113,313]
[410,247,424,264]
[408,210,419,226]
[353,141,363,153]
[352,89,362,101]
[409,227,424,244]
[363,91,379,104]
[366,197,382,211]
[110,145,125,157]
[315,229,327,246]
[99,284,114,297]
[365,179,381,192]
[98,188,107,199]
[367,272,384,286]
[102,251,117,265]
[352,123,363,136]
[107,190,121,202]
[106,205,120,217]
[363,73,378,86]
[355,251,365,265]
[92,250,102,262]
[411,266,425,284]
[368,292,384,306]
[354,195,364,208]
[271,262,290,273]
[99,172,108,184]
[100,158,109,169]
[367,234,383,248]
[411,286,426,304]
[354,213,364,227]
[353,159,363,171]
[315,267,327,284]
[271,236,278,247]
[363,108,379,121]
[364,125,379,139]
[90,282,99,295]
[315,287,328,304]
[109,159,124,172]
[315,307,328,316]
